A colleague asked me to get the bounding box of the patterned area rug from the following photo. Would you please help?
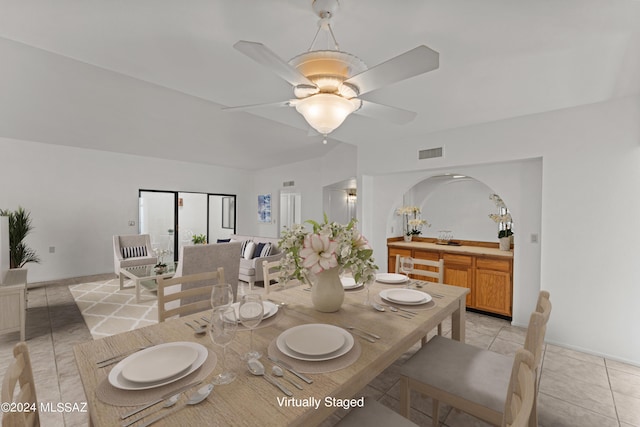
[69,278,158,339]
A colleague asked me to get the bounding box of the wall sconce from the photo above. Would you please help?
[346,188,357,204]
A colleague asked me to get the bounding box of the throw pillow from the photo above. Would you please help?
[217,238,231,243]
[243,241,256,260]
[259,242,273,257]
[252,242,266,259]
[240,240,251,257]
[121,245,147,259]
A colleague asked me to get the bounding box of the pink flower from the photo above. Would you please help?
[353,232,369,249]
[300,234,338,274]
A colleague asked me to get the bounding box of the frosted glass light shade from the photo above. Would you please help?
[294,94,359,135]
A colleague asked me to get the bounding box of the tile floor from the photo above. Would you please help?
[1,278,639,427]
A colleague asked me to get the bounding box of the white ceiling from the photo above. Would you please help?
[1,0,639,170]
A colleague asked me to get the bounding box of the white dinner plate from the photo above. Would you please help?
[225,301,278,322]
[109,342,207,390]
[121,344,199,383]
[380,289,433,305]
[284,325,346,356]
[375,273,408,284]
[340,277,363,290]
[277,324,354,362]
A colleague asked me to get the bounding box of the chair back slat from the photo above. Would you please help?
[395,255,444,283]
[157,268,224,322]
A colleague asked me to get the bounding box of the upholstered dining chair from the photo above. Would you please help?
[398,291,551,427]
[1,342,39,427]
[113,234,157,276]
[156,268,225,322]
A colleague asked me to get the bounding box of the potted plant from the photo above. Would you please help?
[488,194,513,251]
[396,206,430,241]
[0,207,40,268]
[192,234,207,244]
[278,215,377,312]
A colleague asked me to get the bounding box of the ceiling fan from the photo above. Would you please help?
[225,0,439,142]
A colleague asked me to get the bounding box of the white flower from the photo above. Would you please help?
[300,234,338,274]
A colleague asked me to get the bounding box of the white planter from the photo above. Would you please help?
[499,237,511,251]
[310,267,345,312]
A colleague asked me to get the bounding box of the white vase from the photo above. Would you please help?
[499,237,511,251]
[310,267,345,312]
[404,235,412,242]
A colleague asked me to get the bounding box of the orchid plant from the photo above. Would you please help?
[278,215,378,285]
[488,194,513,238]
[396,205,431,236]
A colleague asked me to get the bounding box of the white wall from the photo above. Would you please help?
[0,137,254,282]
[359,95,640,365]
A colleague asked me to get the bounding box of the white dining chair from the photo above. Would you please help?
[1,342,40,427]
[156,268,225,322]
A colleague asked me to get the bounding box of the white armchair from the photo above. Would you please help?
[113,234,158,276]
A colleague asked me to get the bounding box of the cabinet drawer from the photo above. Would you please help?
[443,253,472,266]
[477,257,511,272]
[414,250,440,261]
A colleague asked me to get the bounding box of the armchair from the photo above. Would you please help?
[113,234,158,276]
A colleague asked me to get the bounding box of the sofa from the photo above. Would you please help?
[228,234,283,289]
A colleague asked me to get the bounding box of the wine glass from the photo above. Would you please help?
[400,257,414,287]
[362,274,376,307]
[211,283,234,311]
[239,294,264,360]
[209,306,238,385]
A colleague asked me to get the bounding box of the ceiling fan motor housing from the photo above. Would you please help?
[289,50,366,98]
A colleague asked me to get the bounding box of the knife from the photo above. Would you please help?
[120,380,202,420]
[268,356,313,384]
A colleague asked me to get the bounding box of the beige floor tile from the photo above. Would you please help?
[607,359,640,377]
[614,391,640,426]
[545,343,605,366]
[444,407,494,427]
[543,350,610,389]
[495,324,527,344]
[609,367,640,399]
[539,369,617,419]
[378,394,435,426]
[537,392,619,427]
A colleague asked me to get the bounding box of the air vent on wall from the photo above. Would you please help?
[418,147,444,160]
[283,181,295,187]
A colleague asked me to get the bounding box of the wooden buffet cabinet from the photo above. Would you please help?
[387,238,513,318]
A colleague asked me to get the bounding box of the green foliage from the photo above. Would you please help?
[0,206,41,268]
[192,234,207,244]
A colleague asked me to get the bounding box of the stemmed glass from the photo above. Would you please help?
[239,294,264,360]
[209,306,238,385]
[362,275,375,307]
[211,283,234,311]
[400,257,414,288]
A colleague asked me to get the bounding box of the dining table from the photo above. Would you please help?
[73,279,469,427]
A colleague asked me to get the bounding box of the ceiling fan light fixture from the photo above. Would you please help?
[294,93,359,135]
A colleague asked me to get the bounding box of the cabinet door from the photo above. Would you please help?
[443,254,473,307]
[388,248,412,273]
[475,269,512,316]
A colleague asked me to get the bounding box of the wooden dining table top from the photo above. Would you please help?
[73,280,469,427]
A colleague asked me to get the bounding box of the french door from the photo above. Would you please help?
[139,190,236,261]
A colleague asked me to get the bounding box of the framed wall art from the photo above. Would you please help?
[257,194,272,223]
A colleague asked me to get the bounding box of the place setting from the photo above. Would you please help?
[267,323,364,374]
[374,287,437,312]
[94,341,217,408]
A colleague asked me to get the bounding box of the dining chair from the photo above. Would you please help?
[396,255,445,340]
[335,400,418,427]
[398,291,551,427]
[262,260,282,294]
[1,342,40,427]
[396,255,444,284]
[156,268,225,322]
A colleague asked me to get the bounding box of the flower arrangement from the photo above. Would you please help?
[396,206,430,236]
[278,215,377,285]
[488,194,513,238]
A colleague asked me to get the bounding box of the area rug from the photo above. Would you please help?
[69,278,158,340]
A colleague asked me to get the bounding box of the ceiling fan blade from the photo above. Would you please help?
[355,100,417,124]
[233,41,316,87]
[222,100,292,112]
[344,45,439,96]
